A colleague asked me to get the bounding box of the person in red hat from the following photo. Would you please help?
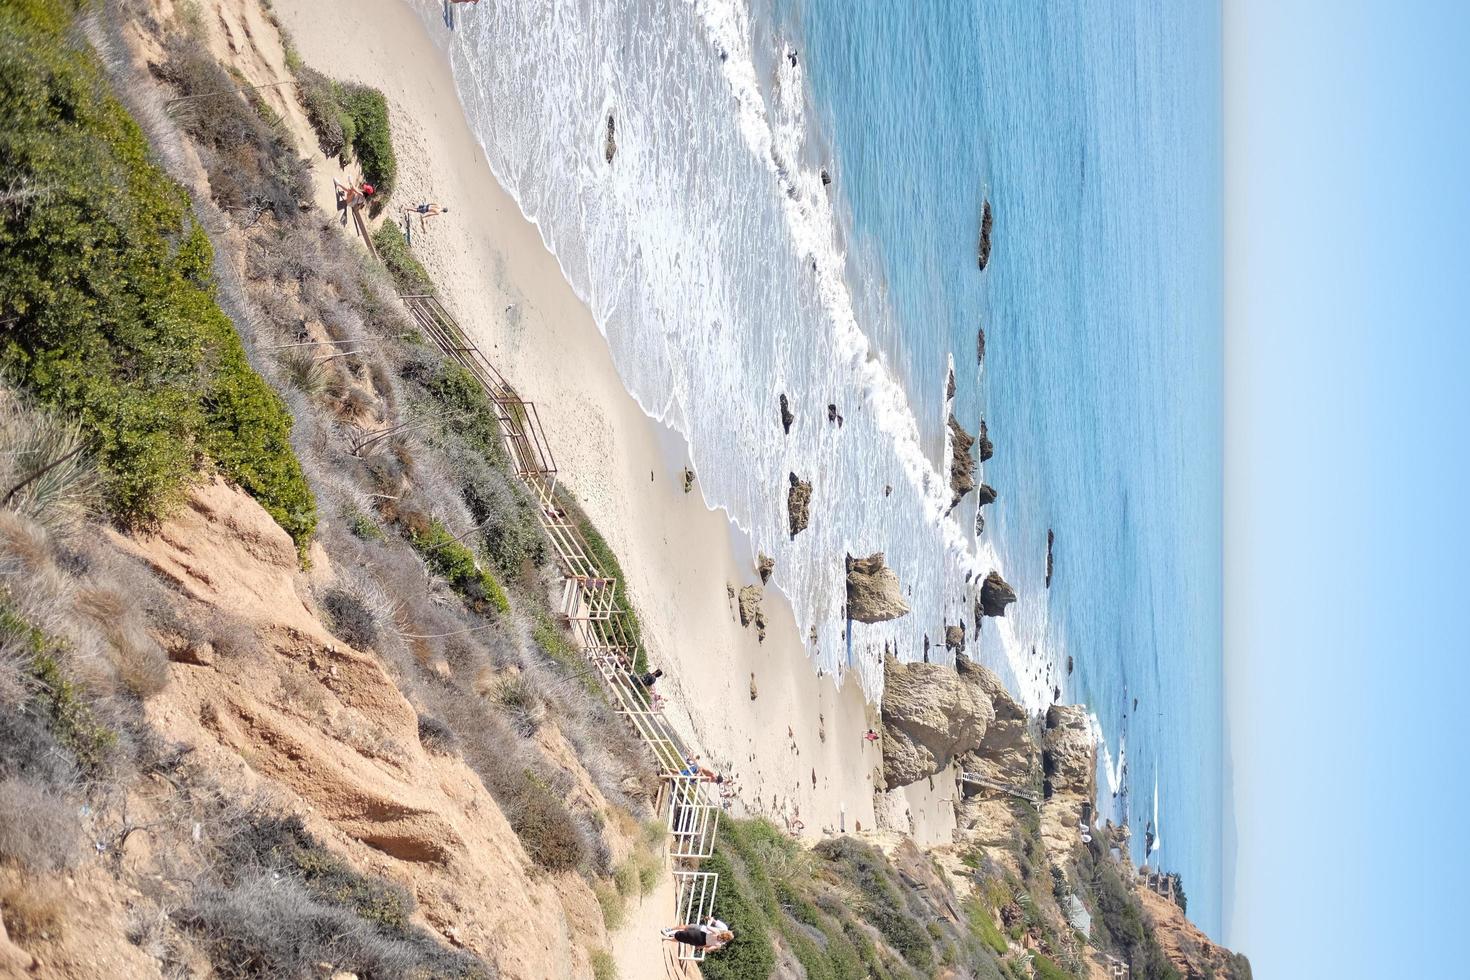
[333,179,375,209]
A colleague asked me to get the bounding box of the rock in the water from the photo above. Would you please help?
[827,403,838,423]
[976,484,997,508]
[845,552,910,624]
[880,655,996,788]
[947,414,977,509]
[738,585,767,641]
[820,168,832,187]
[604,113,617,163]
[1066,655,1074,675]
[1046,528,1055,587]
[946,366,957,401]
[1043,703,1096,798]
[978,570,1016,617]
[976,327,986,365]
[978,419,994,462]
[757,553,775,584]
[884,484,893,497]
[779,393,794,434]
[944,623,966,654]
[977,199,993,270]
[787,473,812,538]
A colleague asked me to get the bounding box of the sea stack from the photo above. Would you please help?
[787,473,812,538]
[976,484,997,508]
[978,570,1017,617]
[947,414,977,509]
[978,419,994,462]
[845,552,911,623]
[1046,529,1055,587]
[946,366,957,401]
[977,199,994,270]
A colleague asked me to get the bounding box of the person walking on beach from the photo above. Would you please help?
[660,922,734,952]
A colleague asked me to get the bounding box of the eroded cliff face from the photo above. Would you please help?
[879,655,996,788]
[120,480,628,979]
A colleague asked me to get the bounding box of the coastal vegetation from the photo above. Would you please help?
[0,0,317,552]
[0,2,659,974]
[701,816,1011,980]
[296,67,398,207]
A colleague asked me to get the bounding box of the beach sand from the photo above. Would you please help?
[271,0,952,864]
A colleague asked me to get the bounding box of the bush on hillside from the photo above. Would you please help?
[0,8,317,551]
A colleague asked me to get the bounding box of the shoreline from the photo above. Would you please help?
[269,0,935,845]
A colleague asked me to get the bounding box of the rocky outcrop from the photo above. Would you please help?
[977,199,993,270]
[947,414,976,509]
[1042,704,1095,799]
[946,367,956,401]
[787,473,811,538]
[779,393,794,434]
[958,665,1034,787]
[845,553,910,624]
[944,623,965,654]
[880,655,995,788]
[977,419,994,462]
[1138,888,1254,980]
[738,585,766,641]
[978,571,1016,617]
[604,113,616,163]
[976,484,997,508]
[757,553,774,584]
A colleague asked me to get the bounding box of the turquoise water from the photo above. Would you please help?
[434,0,1223,938]
[775,0,1224,933]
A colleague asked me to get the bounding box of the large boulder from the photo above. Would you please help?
[846,553,910,623]
[976,484,997,508]
[978,571,1016,617]
[880,655,995,788]
[947,415,977,509]
[1043,704,1095,798]
[738,585,766,641]
[958,665,1034,786]
[787,473,812,538]
[944,623,966,654]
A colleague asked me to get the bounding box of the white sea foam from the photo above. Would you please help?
[431,0,1055,709]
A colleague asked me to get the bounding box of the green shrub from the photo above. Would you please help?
[1031,954,1073,980]
[373,221,434,295]
[0,5,316,552]
[966,897,1008,955]
[590,949,618,980]
[341,84,396,205]
[406,518,510,614]
[0,608,115,775]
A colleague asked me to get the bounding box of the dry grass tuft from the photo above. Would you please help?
[0,872,69,942]
[75,587,169,699]
[0,778,81,873]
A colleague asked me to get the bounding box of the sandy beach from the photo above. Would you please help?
[264,0,966,855]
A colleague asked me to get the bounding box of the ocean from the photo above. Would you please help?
[431,0,1223,936]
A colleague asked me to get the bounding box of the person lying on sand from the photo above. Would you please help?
[660,923,733,952]
[863,728,880,742]
[679,757,725,784]
[404,202,449,226]
[636,668,663,687]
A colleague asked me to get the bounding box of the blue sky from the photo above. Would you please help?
[1224,1,1470,975]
